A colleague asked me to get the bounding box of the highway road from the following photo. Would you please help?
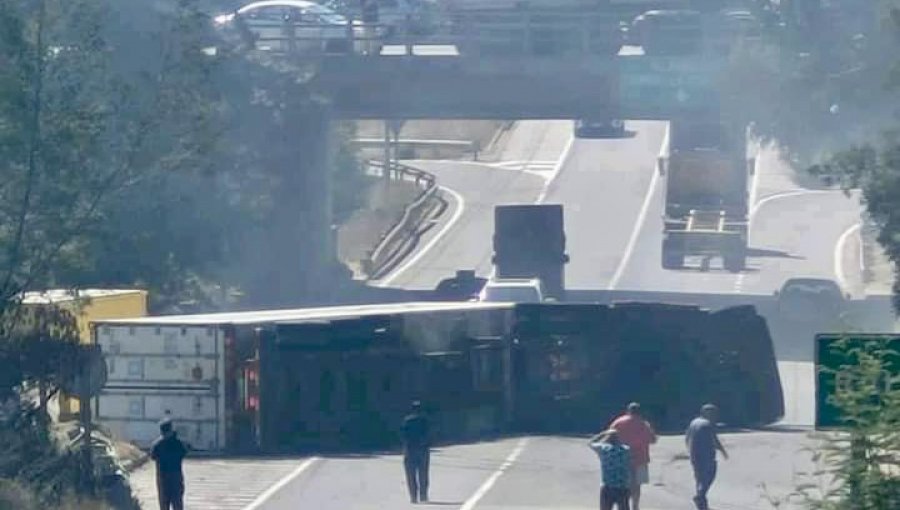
[131,120,872,509]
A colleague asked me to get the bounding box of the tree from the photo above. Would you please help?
[721,1,897,165]
[0,0,222,312]
[722,2,900,307]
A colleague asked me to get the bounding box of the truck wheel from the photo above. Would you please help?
[661,242,684,269]
[723,251,746,272]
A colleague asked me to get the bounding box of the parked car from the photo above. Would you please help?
[629,9,702,55]
[321,0,439,38]
[574,118,625,139]
[214,0,366,54]
[477,278,546,303]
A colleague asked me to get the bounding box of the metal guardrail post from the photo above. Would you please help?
[346,21,354,54]
[581,16,591,55]
[404,15,413,57]
[522,10,532,56]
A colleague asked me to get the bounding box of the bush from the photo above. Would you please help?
[791,338,900,509]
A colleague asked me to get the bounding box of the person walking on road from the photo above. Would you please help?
[401,400,431,504]
[610,402,657,510]
[151,418,188,510]
[588,429,632,510]
[685,404,728,510]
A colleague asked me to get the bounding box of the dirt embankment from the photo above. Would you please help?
[337,120,510,278]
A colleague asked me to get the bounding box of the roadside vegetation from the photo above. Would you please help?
[728,1,900,308]
[0,0,367,507]
[765,338,899,509]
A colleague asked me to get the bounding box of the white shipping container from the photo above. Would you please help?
[101,417,220,452]
[95,324,227,452]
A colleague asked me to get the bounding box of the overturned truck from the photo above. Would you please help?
[94,301,783,453]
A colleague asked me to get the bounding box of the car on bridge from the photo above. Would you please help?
[628,9,702,55]
[321,0,439,38]
[573,118,625,139]
[477,278,546,303]
[214,0,367,54]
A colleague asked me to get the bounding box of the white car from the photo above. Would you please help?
[478,278,545,303]
[214,0,366,54]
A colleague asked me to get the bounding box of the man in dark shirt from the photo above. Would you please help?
[401,400,430,503]
[685,404,728,510]
[151,418,188,510]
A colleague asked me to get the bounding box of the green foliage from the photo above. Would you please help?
[0,0,224,311]
[793,338,900,509]
[0,304,82,405]
[0,404,95,506]
[722,2,896,163]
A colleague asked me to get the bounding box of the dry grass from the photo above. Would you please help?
[337,177,422,278]
[0,479,107,510]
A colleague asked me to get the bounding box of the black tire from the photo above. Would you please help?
[324,38,350,54]
[661,239,684,269]
[723,237,747,272]
[723,251,745,272]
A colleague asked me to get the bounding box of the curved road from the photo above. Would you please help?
[130,120,871,510]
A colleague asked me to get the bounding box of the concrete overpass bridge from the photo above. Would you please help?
[227,7,730,119]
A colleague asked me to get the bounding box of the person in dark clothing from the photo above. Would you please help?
[151,418,188,510]
[401,400,430,503]
[685,404,728,510]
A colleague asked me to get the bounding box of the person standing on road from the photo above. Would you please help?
[610,402,657,510]
[685,404,728,510]
[588,429,632,510]
[151,418,188,510]
[401,400,431,504]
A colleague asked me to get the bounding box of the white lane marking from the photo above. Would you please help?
[536,134,574,204]
[748,145,761,212]
[382,127,573,285]
[749,189,835,220]
[243,457,319,510]
[858,225,866,274]
[377,185,466,286]
[607,122,669,290]
[459,438,529,510]
[834,222,862,294]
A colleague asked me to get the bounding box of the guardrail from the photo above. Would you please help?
[361,160,444,279]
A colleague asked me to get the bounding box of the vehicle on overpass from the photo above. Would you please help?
[477,278,546,303]
[321,0,439,38]
[628,9,702,55]
[213,0,365,54]
[775,277,850,325]
[574,118,625,139]
[492,204,569,300]
[659,119,754,272]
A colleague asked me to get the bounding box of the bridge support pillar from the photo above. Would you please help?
[246,102,349,308]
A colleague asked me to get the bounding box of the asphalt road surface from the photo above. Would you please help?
[132,120,872,509]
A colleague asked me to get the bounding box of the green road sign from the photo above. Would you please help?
[815,334,900,429]
[618,55,723,115]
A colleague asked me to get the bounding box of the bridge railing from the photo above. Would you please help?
[223,10,627,58]
[362,160,443,279]
[445,10,625,56]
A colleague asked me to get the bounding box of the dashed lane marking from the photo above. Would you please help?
[131,457,314,510]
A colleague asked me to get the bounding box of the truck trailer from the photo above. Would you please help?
[93,300,782,453]
[659,119,754,271]
[492,204,569,300]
